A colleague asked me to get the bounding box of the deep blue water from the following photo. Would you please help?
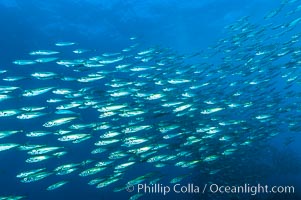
[0,0,301,200]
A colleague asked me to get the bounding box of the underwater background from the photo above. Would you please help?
[0,0,300,199]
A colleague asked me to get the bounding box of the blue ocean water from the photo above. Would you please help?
[0,0,301,200]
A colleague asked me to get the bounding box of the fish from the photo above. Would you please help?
[170,174,191,184]
[114,161,135,170]
[55,42,76,46]
[73,49,90,54]
[2,76,27,82]
[46,181,68,191]
[31,72,58,79]
[18,144,46,151]
[52,88,74,95]
[22,87,54,97]
[43,117,77,127]
[56,59,84,66]
[200,107,224,114]
[29,50,59,56]
[35,57,58,63]
[0,109,21,117]
[25,155,52,163]
[58,133,90,142]
[203,155,219,162]
[96,177,120,188]
[27,146,62,155]
[77,75,105,83]
[2,3,301,199]
[16,112,47,119]
[16,168,46,178]
[79,167,105,177]
[0,130,22,139]
[26,131,52,137]
[0,86,19,92]
[99,131,121,139]
[20,106,46,112]
[12,60,36,65]
[20,172,53,183]
[0,195,26,200]
[0,143,19,151]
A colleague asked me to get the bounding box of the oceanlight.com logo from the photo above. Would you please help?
[125,183,295,196]
[209,184,295,196]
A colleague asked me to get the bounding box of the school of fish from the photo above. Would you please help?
[1,0,301,199]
